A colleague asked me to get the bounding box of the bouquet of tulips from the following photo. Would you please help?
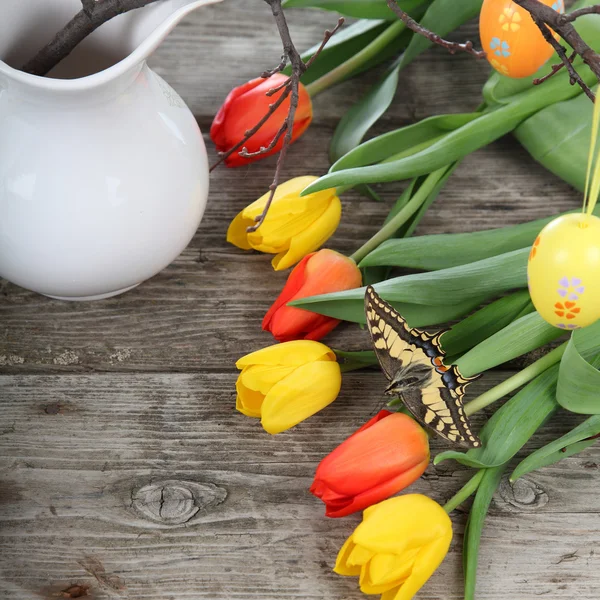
[213,0,600,598]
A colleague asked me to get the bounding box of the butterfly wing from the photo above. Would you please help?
[401,385,480,449]
[364,285,414,381]
[364,286,481,449]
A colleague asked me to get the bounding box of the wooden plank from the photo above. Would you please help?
[0,129,580,374]
[1,3,596,599]
[1,371,599,599]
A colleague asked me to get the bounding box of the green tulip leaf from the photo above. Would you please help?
[360,178,417,287]
[454,311,564,378]
[404,163,461,239]
[328,0,483,162]
[511,408,600,483]
[284,19,389,85]
[334,349,380,373]
[463,465,507,600]
[331,113,480,173]
[330,62,402,162]
[303,60,596,195]
[359,163,457,287]
[281,0,425,19]
[289,293,489,327]
[359,213,555,270]
[557,333,600,414]
[440,291,533,358]
[435,365,561,468]
[292,247,528,310]
[516,91,591,194]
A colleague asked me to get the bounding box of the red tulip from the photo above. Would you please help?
[262,249,362,342]
[210,73,313,167]
[310,411,430,518]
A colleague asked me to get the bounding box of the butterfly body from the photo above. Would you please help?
[364,285,481,449]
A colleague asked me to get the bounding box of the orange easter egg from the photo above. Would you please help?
[480,0,563,78]
[527,213,600,330]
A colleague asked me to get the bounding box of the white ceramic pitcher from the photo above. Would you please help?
[0,0,222,300]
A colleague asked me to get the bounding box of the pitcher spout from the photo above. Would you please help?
[0,0,223,92]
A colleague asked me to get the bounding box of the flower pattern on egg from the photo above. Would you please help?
[557,276,585,301]
[490,37,511,57]
[529,236,541,261]
[499,6,522,32]
[554,277,584,328]
[556,322,579,330]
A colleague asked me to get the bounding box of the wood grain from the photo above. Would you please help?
[0,2,596,599]
[1,372,600,600]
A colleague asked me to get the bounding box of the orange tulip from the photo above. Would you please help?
[262,248,362,342]
[210,73,313,167]
[311,410,430,518]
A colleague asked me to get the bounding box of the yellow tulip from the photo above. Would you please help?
[227,176,341,271]
[334,494,452,600]
[235,340,342,434]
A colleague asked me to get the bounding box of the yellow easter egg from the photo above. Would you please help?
[528,213,600,330]
[479,0,563,78]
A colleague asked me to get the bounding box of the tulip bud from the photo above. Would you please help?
[227,177,341,271]
[311,411,430,518]
[263,249,362,342]
[210,73,313,167]
[235,340,342,434]
[335,494,452,600]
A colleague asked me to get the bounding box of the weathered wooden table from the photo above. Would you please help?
[2,3,599,599]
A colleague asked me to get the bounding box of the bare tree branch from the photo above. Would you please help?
[243,4,343,233]
[21,0,161,76]
[209,83,293,171]
[386,0,486,58]
[383,0,600,101]
[511,0,600,100]
[209,4,342,231]
[80,0,98,18]
[239,120,289,159]
[560,5,600,23]
[533,20,595,100]
[533,50,576,85]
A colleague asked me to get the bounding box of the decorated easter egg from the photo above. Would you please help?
[480,0,564,78]
[528,213,600,330]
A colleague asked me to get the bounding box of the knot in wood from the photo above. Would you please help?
[499,477,549,511]
[131,480,227,525]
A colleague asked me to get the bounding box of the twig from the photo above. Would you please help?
[262,55,288,78]
[210,3,342,232]
[512,0,600,100]
[560,5,600,22]
[80,0,97,18]
[304,22,343,69]
[533,50,576,85]
[239,121,289,158]
[210,83,293,171]
[246,0,313,233]
[385,0,486,58]
[383,0,600,102]
[21,0,161,76]
[529,14,595,100]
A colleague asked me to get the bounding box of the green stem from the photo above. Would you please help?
[464,343,567,417]
[443,470,485,514]
[349,166,448,264]
[305,20,406,97]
